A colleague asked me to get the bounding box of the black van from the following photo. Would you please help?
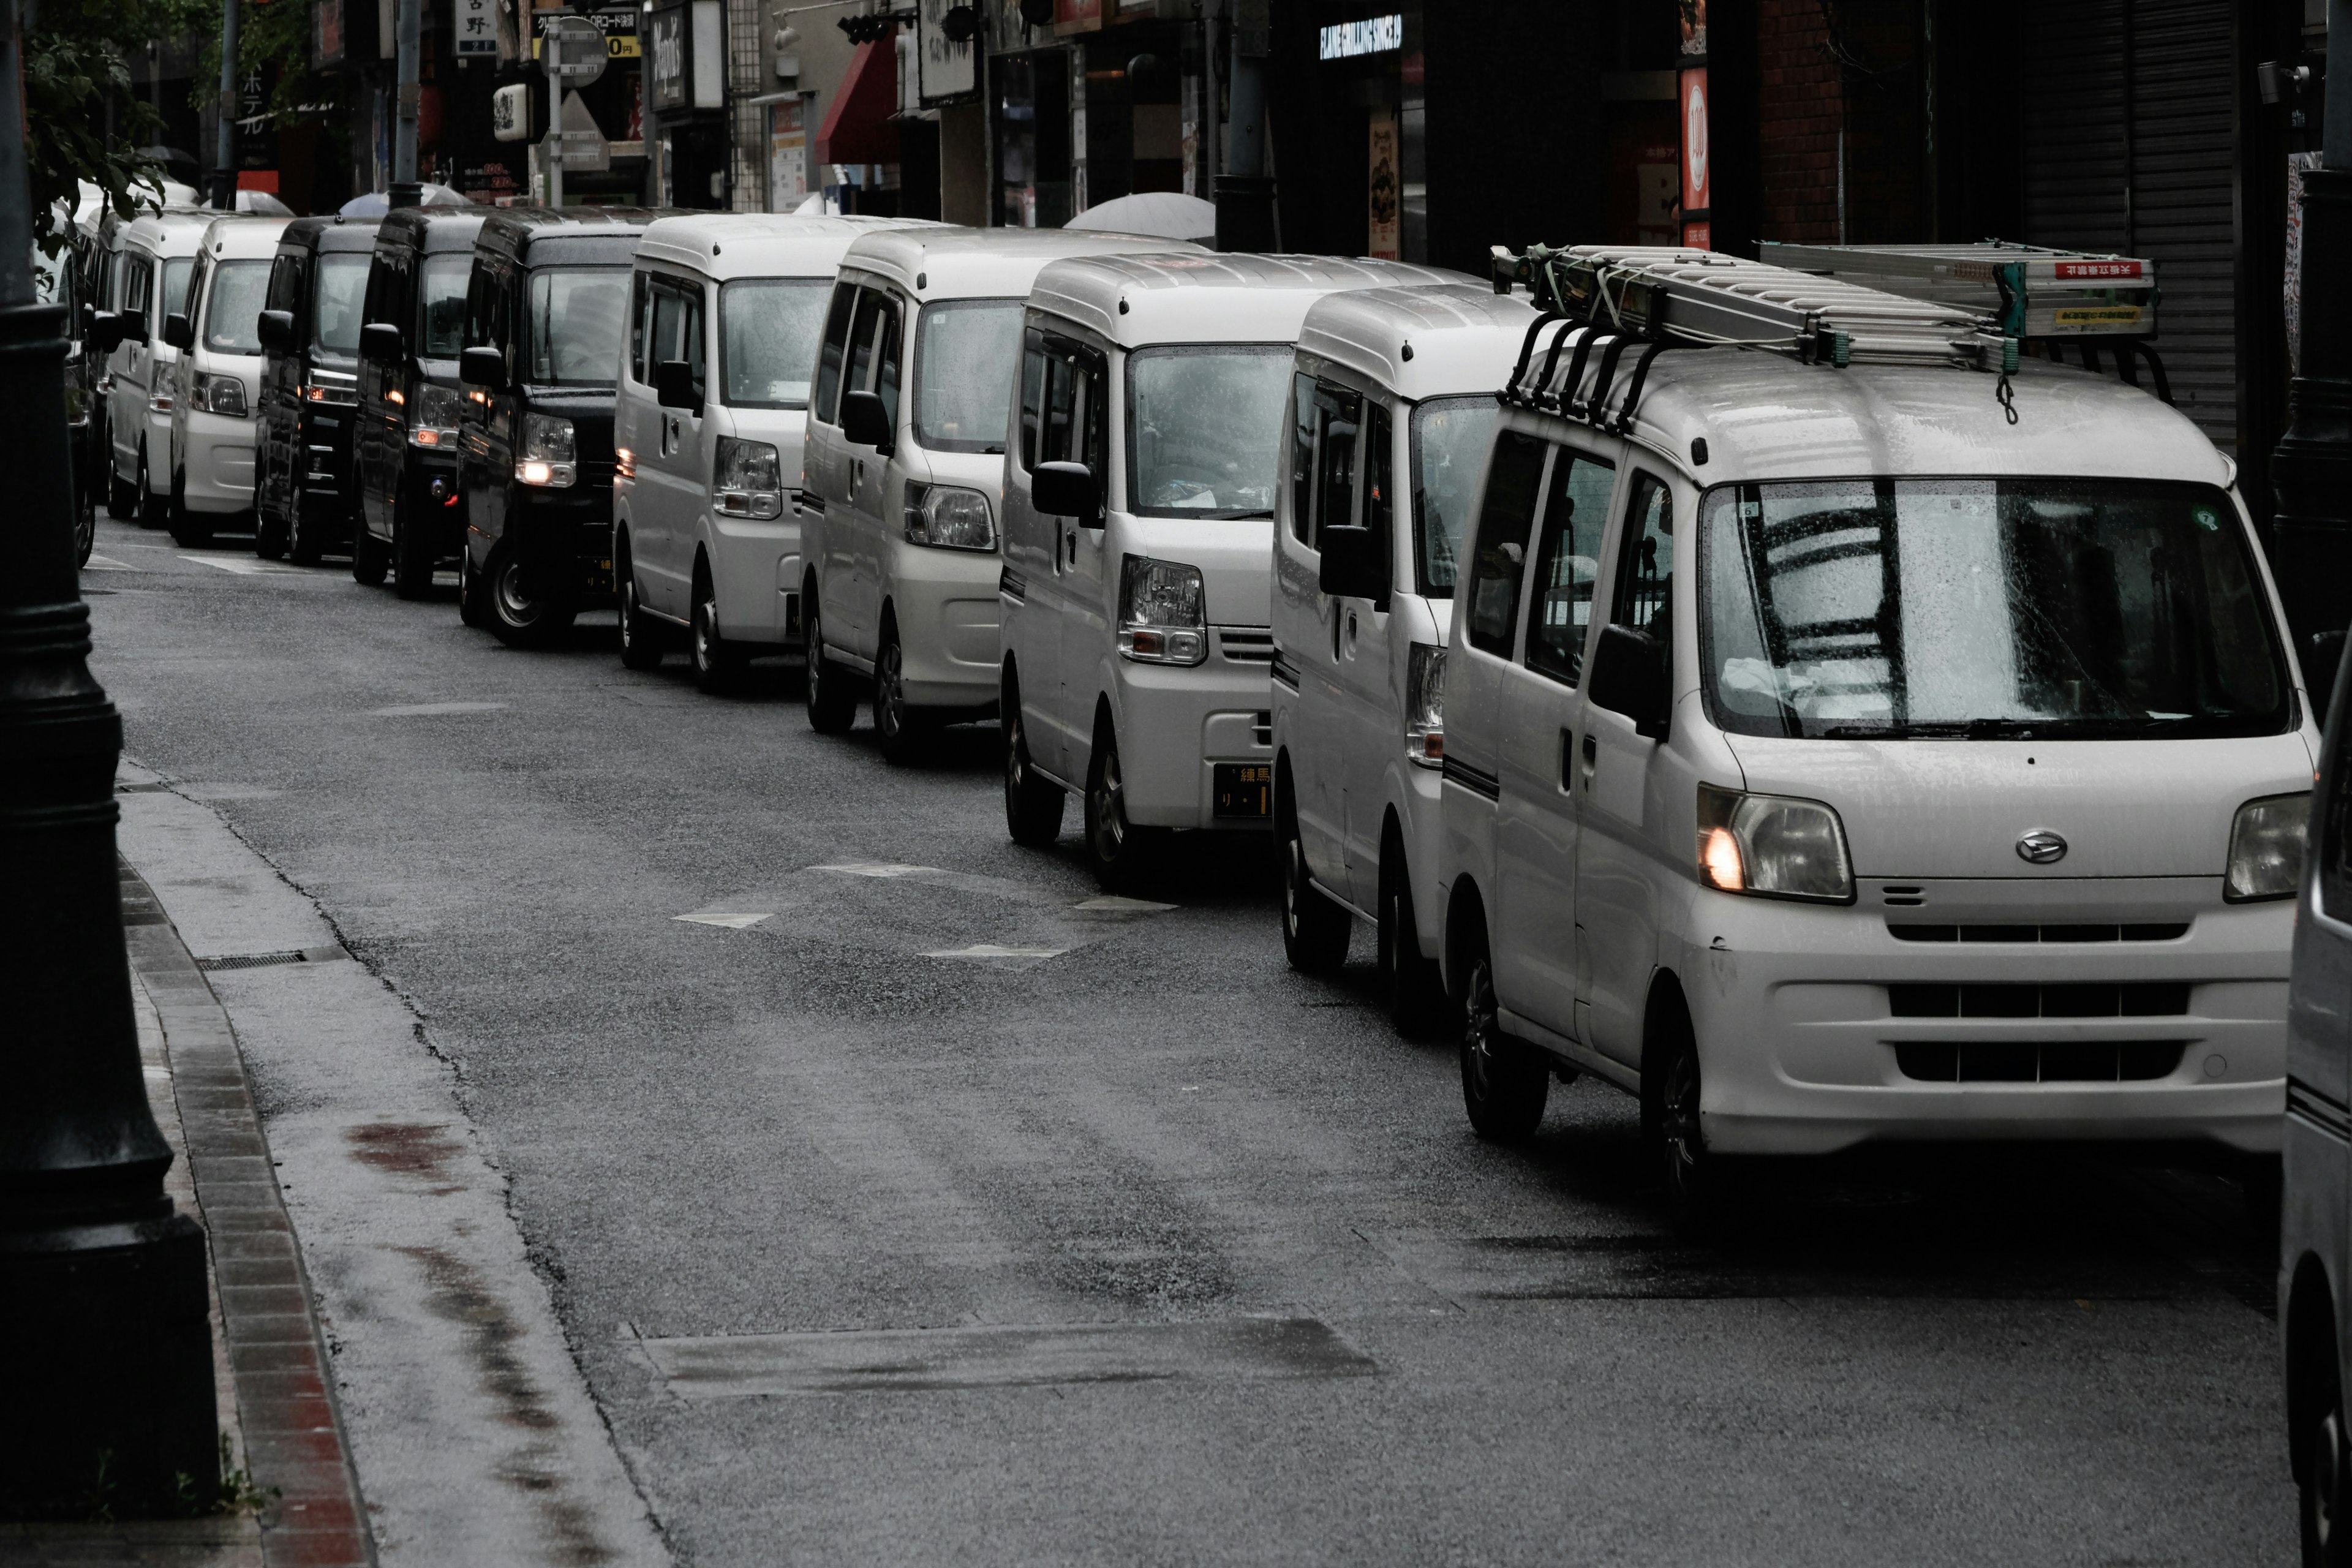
[254,216,380,563]
[352,206,487,597]
[456,207,669,646]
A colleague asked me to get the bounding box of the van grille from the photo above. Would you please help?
[1888,922,2190,943]
[1216,627,1275,663]
[1895,1040,2186,1083]
[1888,982,2190,1019]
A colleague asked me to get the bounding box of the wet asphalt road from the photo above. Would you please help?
[84,514,2294,1566]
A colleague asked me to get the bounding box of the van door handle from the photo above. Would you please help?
[1560,728,1575,792]
[1581,732,1597,789]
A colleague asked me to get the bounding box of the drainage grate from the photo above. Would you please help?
[197,946,350,971]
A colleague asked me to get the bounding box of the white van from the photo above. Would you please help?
[798,227,1202,761]
[162,215,290,546]
[998,252,1463,888]
[1268,284,1534,1028]
[106,211,214,529]
[612,213,935,690]
[1438,257,2312,1226]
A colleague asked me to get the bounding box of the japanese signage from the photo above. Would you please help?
[457,0,496,56]
[916,0,977,104]
[2053,260,2144,281]
[1366,109,1398,260]
[769,99,808,211]
[532,9,642,61]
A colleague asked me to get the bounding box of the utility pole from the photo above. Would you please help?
[213,0,240,207]
[1213,0,1272,251]
[0,0,218,1518]
[391,0,424,206]
[2273,0,2352,690]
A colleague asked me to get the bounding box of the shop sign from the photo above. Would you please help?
[647,3,689,112]
[456,0,496,56]
[1366,108,1399,260]
[917,0,978,102]
[769,99,809,211]
[1678,64,1709,248]
[1319,14,1400,61]
[534,9,643,61]
[1054,0,1101,32]
[314,0,345,67]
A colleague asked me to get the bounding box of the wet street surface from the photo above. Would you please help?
[85,518,2294,1565]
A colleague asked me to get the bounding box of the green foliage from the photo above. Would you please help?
[24,34,165,255]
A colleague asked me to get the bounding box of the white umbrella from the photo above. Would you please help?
[1066,191,1216,244]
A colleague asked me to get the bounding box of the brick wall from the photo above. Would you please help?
[1757,0,1841,243]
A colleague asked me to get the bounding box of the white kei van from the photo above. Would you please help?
[998,252,1463,887]
[105,210,214,529]
[1268,284,1535,1028]
[162,216,290,546]
[1437,299,2313,1224]
[612,213,935,691]
[799,227,1202,761]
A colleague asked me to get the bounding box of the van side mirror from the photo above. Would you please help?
[118,309,150,347]
[88,310,127,354]
[1317,524,1387,604]
[361,320,403,363]
[460,344,508,391]
[256,309,293,353]
[839,388,892,452]
[1031,460,1101,522]
[655,358,701,412]
[1587,622,1670,740]
[160,312,193,352]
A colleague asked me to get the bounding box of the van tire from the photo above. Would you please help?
[1458,933,1548,1142]
[2297,1273,2351,1567]
[74,473,96,565]
[486,544,575,647]
[1083,720,1153,892]
[136,448,167,530]
[1002,676,1064,846]
[803,595,859,734]
[108,465,138,521]
[457,543,489,628]
[1646,991,1728,1235]
[618,565,664,670]
[165,469,211,548]
[692,582,746,695]
[1278,773,1349,973]
[1379,834,1448,1035]
[873,617,924,763]
[392,501,436,599]
[287,485,325,566]
[352,524,390,586]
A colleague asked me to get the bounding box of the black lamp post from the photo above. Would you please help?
[0,1,218,1518]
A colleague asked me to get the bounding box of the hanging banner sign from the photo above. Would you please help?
[457,0,497,56]
[1678,65,1710,249]
[1366,108,1399,260]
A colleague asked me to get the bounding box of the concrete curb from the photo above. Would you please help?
[119,858,377,1568]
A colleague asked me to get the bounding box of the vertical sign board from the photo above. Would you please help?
[456,0,496,55]
[647,3,690,115]
[1678,66,1709,249]
[916,0,976,104]
[769,98,808,210]
[1366,109,1400,260]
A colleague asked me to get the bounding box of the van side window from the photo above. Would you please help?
[876,301,902,432]
[1042,352,1076,462]
[464,262,494,350]
[1287,374,1315,542]
[1308,380,1362,548]
[2327,709,2352,918]
[362,257,390,328]
[266,254,299,314]
[1463,431,1548,658]
[1613,470,1675,640]
[124,256,152,320]
[628,271,650,383]
[1524,448,1616,685]
[813,283,856,424]
[1019,330,1046,470]
[845,289,886,400]
[1365,402,1394,567]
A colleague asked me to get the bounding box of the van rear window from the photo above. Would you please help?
[1700,477,2290,739]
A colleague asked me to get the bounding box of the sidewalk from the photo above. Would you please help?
[1,764,666,1567]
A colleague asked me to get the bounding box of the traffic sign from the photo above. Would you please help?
[542,14,608,85]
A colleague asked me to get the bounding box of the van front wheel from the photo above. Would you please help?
[1279,786,1349,974]
[1084,724,1153,892]
[803,597,859,734]
[1460,944,1548,1142]
[1379,840,1448,1035]
[1002,688,1064,846]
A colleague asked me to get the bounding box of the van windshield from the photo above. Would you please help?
[311,253,371,358]
[1125,345,1287,519]
[914,299,1019,452]
[720,277,829,409]
[526,266,628,385]
[203,260,273,354]
[1410,396,1502,597]
[1700,478,2290,739]
[418,254,470,356]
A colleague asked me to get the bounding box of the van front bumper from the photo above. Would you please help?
[886,539,1001,710]
[180,409,257,513]
[1112,638,1274,831]
[1679,880,2290,1158]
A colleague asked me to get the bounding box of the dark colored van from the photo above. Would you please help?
[352,206,487,597]
[455,207,671,646]
[254,216,380,563]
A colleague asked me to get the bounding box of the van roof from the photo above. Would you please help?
[277,214,385,254]
[1028,253,1471,348]
[836,225,1204,301]
[1295,284,1539,401]
[633,213,940,284]
[1585,351,2231,489]
[122,209,221,255]
[376,205,488,255]
[477,205,674,266]
[200,215,292,260]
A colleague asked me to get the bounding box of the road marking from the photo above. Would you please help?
[640,1316,1377,1397]
[181,553,300,575]
[84,554,134,571]
[1073,894,1177,913]
[921,943,1066,962]
[813,862,935,878]
[675,911,773,930]
[370,701,510,717]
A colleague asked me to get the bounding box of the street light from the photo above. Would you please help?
[0,0,218,1518]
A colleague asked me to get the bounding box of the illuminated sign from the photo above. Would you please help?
[1319,14,1401,60]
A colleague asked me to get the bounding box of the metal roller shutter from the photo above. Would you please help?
[2021,0,2238,451]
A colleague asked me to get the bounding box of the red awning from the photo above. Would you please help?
[814,34,900,167]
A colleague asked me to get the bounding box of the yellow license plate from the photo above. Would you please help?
[1213,763,1272,819]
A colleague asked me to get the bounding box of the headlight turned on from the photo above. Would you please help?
[1695,782,1855,903]
[410,382,464,449]
[1118,554,1206,666]
[1405,643,1445,767]
[715,437,785,520]
[2225,792,2309,902]
[515,413,576,488]
[902,482,993,549]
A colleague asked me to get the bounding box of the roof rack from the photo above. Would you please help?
[1758,239,2158,341]
[1487,243,2023,432]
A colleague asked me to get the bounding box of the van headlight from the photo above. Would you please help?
[1696,782,1854,903]
[2225,792,2309,902]
[192,371,247,417]
[715,436,784,519]
[515,413,576,488]
[1118,554,1206,666]
[902,482,993,549]
[410,382,463,448]
[1405,643,1444,767]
